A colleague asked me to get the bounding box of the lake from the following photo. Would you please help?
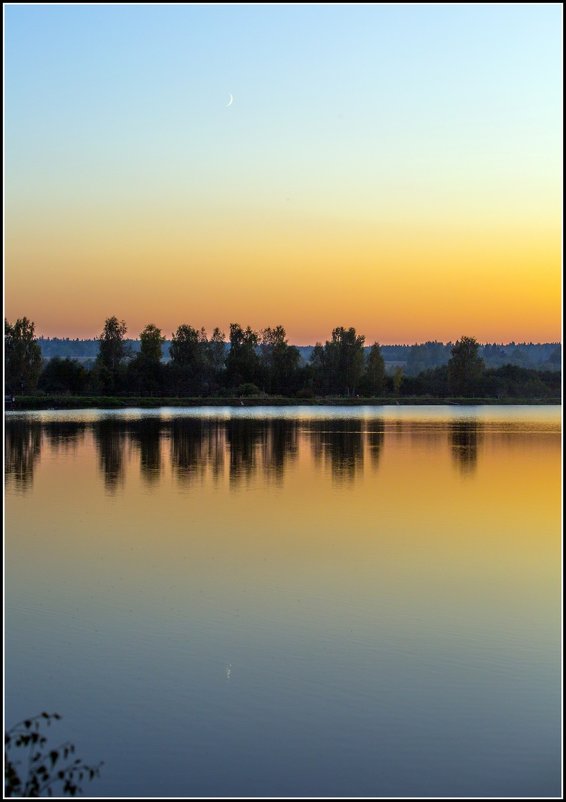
[4,406,562,797]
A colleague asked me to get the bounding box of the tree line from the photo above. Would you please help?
[5,316,562,400]
[34,336,562,373]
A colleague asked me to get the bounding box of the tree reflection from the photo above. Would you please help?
[5,421,42,491]
[170,419,208,485]
[226,419,263,487]
[128,419,163,484]
[309,420,364,483]
[450,420,481,475]
[366,426,384,470]
[7,414,390,494]
[93,419,127,493]
[204,421,226,484]
[260,419,298,484]
[43,422,86,454]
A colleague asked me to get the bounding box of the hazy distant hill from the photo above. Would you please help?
[37,338,561,373]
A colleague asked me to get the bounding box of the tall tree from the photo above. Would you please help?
[204,327,227,391]
[127,324,166,395]
[169,324,207,394]
[97,317,128,372]
[393,366,404,395]
[170,325,205,368]
[5,317,43,394]
[94,316,129,394]
[363,342,385,395]
[139,323,165,363]
[260,325,300,394]
[309,342,327,394]
[225,323,261,388]
[326,326,366,395]
[447,336,485,395]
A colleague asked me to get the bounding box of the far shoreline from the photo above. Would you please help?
[5,395,562,411]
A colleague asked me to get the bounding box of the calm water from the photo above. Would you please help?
[5,406,562,797]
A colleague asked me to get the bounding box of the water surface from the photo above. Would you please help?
[5,406,562,797]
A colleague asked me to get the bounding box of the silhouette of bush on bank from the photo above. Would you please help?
[5,712,102,797]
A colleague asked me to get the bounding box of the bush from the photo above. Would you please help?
[5,712,102,797]
[238,383,261,397]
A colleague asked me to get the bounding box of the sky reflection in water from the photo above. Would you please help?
[5,407,562,797]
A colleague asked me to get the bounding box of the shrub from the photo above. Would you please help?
[5,712,102,797]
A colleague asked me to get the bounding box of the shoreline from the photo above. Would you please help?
[5,395,562,411]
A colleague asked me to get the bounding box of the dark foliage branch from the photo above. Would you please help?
[5,713,102,797]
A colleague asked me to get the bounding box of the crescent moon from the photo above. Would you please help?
[226,94,233,107]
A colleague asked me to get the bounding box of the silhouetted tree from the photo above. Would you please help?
[126,324,166,395]
[93,316,129,393]
[140,323,165,362]
[225,323,261,389]
[204,327,227,392]
[309,342,327,394]
[5,712,102,797]
[5,317,43,394]
[326,326,365,395]
[38,357,88,395]
[169,324,207,394]
[393,366,404,395]
[361,342,385,395]
[309,327,366,395]
[259,325,300,394]
[97,316,128,371]
[447,336,484,395]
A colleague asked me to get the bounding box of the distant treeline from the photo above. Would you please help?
[36,336,561,374]
[5,317,562,401]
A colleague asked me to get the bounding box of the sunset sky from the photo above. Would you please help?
[4,4,562,344]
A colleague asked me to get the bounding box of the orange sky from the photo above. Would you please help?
[5,204,561,343]
[4,4,562,343]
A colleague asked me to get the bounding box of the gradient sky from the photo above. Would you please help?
[4,4,562,343]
